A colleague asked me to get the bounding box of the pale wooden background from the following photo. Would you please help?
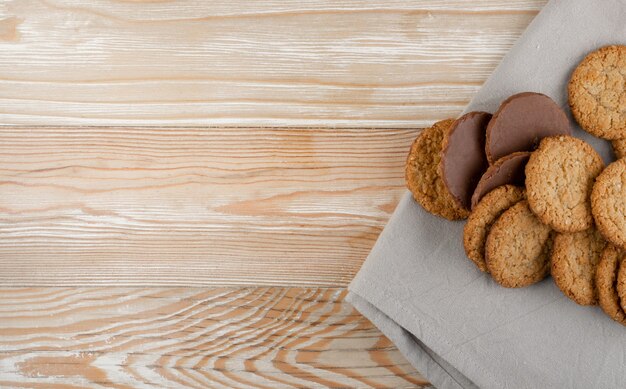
[0,0,546,387]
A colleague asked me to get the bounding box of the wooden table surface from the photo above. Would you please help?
[0,1,546,387]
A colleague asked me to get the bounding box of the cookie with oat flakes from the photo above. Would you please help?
[551,228,606,306]
[485,200,553,288]
[464,185,525,273]
[596,244,626,326]
[591,158,626,249]
[526,136,604,233]
[568,45,626,140]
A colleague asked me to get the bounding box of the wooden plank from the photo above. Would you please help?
[0,287,430,388]
[0,126,417,286]
[0,0,544,127]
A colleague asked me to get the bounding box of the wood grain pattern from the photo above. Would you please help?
[0,1,549,385]
[0,0,545,127]
[0,287,430,388]
[0,126,415,287]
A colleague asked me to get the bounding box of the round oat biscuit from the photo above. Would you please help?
[612,138,626,159]
[485,200,553,288]
[405,119,469,220]
[595,244,626,326]
[464,185,525,273]
[591,158,626,249]
[568,45,626,140]
[526,135,604,233]
[551,228,606,306]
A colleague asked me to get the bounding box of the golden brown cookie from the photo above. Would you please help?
[568,45,626,140]
[619,256,626,314]
[612,138,626,159]
[591,158,626,249]
[551,228,606,306]
[526,136,604,232]
[595,244,626,326]
[485,200,553,288]
[463,185,525,273]
[405,119,469,220]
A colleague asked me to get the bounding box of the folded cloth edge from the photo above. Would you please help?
[346,291,478,389]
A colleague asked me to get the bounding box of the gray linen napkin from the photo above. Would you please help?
[346,1,626,388]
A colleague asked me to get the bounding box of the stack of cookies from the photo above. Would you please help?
[405,45,626,326]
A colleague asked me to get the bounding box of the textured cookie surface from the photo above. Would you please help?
[551,228,606,306]
[619,257,626,314]
[596,244,626,326]
[441,111,490,211]
[464,185,524,273]
[526,136,604,232]
[612,138,626,159]
[485,92,570,164]
[485,200,553,288]
[471,152,530,209]
[405,119,469,220]
[568,45,626,140]
[591,158,626,249]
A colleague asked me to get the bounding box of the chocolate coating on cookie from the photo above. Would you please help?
[485,92,571,164]
[470,152,530,209]
[405,119,469,220]
[441,111,491,210]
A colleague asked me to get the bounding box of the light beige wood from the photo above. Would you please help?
[0,1,549,385]
[0,126,416,286]
[0,0,544,127]
[0,287,430,388]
